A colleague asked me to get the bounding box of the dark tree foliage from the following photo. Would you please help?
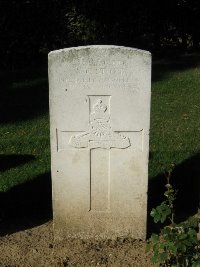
[0,0,200,68]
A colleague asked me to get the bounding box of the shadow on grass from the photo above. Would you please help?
[0,68,49,123]
[152,53,200,82]
[147,153,200,238]
[0,154,35,172]
[0,172,52,236]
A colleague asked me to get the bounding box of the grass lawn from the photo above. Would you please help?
[0,55,200,216]
[150,56,200,178]
[0,68,50,192]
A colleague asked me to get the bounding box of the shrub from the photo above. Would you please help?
[147,167,200,267]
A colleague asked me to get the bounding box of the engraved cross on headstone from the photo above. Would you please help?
[57,95,143,212]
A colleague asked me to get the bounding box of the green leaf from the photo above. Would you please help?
[176,242,187,252]
[192,261,200,267]
[150,202,171,223]
[151,254,159,264]
[153,243,159,253]
[167,241,177,254]
[163,226,172,235]
[150,233,159,243]
[159,252,168,262]
[179,233,188,240]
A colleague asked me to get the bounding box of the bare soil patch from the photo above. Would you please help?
[0,220,153,267]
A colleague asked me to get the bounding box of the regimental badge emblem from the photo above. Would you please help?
[69,99,131,149]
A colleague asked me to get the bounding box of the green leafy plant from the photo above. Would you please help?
[147,167,200,267]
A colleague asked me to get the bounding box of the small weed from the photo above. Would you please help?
[62,257,70,267]
[147,165,200,267]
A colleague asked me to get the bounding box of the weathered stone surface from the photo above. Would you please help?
[48,45,151,240]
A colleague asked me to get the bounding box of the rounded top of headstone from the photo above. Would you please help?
[48,45,151,58]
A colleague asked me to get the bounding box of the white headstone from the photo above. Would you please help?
[48,45,151,240]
